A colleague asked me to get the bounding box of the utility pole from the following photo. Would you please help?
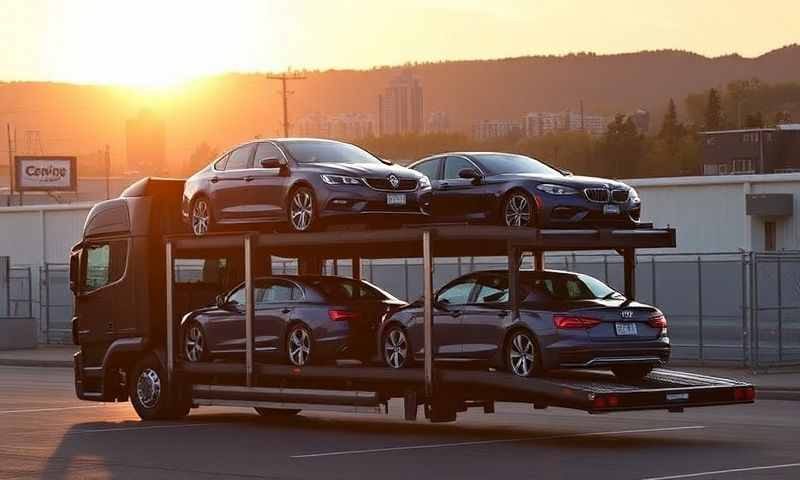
[266,73,307,137]
[104,145,111,200]
[5,124,12,207]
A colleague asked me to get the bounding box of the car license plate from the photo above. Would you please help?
[387,193,406,206]
[615,322,638,336]
[604,204,620,215]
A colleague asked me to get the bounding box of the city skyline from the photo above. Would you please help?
[1,0,799,86]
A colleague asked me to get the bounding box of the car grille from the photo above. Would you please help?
[584,188,610,203]
[611,189,629,203]
[364,177,418,192]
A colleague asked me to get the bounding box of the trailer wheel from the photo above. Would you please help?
[611,365,654,382]
[286,324,313,367]
[383,325,413,369]
[254,407,301,416]
[505,329,542,377]
[129,355,188,421]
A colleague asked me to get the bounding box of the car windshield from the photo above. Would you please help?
[472,153,562,176]
[282,140,382,165]
[524,272,620,301]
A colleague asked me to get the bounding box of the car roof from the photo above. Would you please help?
[468,269,583,278]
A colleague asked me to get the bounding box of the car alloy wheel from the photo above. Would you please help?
[287,325,312,367]
[504,192,533,227]
[184,324,205,362]
[136,368,162,409]
[192,198,210,236]
[289,189,314,232]
[508,331,537,377]
[384,327,409,369]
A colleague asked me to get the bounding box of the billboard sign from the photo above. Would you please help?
[14,156,77,192]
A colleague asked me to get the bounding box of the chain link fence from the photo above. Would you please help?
[1,265,33,319]
[34,253,800,367]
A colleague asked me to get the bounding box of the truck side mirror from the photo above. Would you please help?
[69,250,80,294]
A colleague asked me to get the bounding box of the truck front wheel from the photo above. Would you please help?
[129,354,189,421]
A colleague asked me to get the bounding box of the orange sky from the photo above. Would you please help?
[1,0,799,86]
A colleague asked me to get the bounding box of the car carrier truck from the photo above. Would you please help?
[70,178,755,423]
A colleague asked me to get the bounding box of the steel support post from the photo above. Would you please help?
[245,235,255,386]
[533,250,544,271]
[352,256,361,281]
[509,242,520,322]
[623,248,636,299]
[165,241,174,386]
[422,230,434,400]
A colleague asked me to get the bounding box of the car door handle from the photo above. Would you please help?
[497,311,509,318]
[281,308,292,314]
[449,310,462,318]
[439,182,450,189]
[244,175,254,182]
[210,176,219,183]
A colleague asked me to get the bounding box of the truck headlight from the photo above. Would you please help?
[536,184,577,195]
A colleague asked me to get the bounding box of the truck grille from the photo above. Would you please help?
[364,178,418,191]
[584,188,610,203]
[611,189,629,203]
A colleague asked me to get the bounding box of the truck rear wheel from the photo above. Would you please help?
[129,354,189,421]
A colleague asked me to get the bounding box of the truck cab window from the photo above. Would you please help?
[83,240,128,292]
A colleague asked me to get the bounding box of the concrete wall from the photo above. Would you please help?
[628,173,800,253]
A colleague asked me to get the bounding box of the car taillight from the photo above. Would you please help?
[648,314,667,328]
[554,315,601,329]
[734,386,755,401]
[329,310,360,321]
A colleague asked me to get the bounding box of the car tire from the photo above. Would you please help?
[383,325,413,369]
[287,187,317,233]
[505,329,542,377]
[611,365,654,382]
[190,196,213,236]
[502,190,536,227]
[254,407,302,416]
[183,321,209,363]
[286,324,313,367]
[129,354,189,421]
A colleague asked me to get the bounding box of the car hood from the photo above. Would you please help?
[494,173,631,189]
[299,162,421,179]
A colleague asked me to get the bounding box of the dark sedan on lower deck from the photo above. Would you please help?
[408,152,641,228]
[380,269,669,380]
[182,275,406,366]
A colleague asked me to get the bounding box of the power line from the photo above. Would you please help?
[266,73,307,137]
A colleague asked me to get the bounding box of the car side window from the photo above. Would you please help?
[228,285,246,306]
[226,145,254,170]
[254,142,283,166]
[474,275,509,304]
[213,153,229,171]
[259,280,303,303]
[413,158,441,180]
[437,278,476,306]
[443,156,475,180]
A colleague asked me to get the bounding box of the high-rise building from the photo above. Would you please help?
[426,112,450,134]
[378,71,423,136]
[472,120,523,141]
[125,109,166,175]
[295,113,376,140]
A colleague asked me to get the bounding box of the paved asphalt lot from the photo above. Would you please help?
[1,366,798,480]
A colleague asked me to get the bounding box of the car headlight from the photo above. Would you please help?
[418,176,431,189]
[536,184,578,195]
[321,174,362,185]
[628,188,640,202]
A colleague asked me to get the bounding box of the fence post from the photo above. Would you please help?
[777,255,783,362]
[752,252,760,369]
[697,256,703,362]
[741,252,749,367]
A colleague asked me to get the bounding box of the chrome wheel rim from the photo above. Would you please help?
[185,325,204,362]
[290,191,313,231]
[288,327,311,366]
[136,368,161,409]
[504,194,531,227]
[192,200,210,236]
[509,333,535,376]
[384,329,408,369]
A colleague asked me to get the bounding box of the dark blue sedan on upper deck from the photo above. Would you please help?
[408,152,641,228]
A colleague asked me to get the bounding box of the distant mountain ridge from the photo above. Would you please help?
[1,45,799,174]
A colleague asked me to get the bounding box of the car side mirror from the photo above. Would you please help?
[215,294,227,309]
[435,298,451,310]
[260,157,284,169]
[560,168,573,176]
[458,168,479,180]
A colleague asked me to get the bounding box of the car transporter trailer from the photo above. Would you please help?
[71,180,754,423]
[161,226,754,422]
